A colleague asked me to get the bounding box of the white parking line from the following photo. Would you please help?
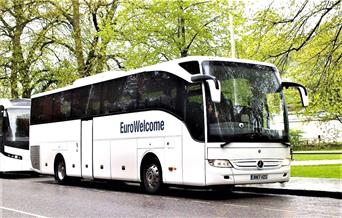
[264,207,293,213]
[0,206,49,218]
[223,203,249,208]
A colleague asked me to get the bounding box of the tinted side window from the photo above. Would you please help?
[119,75,138,113]
[71,86,90,119]
[54,91,71,121]
[102,78,125,114]
[185,84,204,141]
[179,61,200,75]
[31,97,42,124]
[31,95,53,124]
[86,84,102,116]
[138,71,184,118]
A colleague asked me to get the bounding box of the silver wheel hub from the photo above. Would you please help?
[146,165,160,189]
[57,162,65,180]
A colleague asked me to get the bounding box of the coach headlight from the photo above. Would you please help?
[208,159,232,168]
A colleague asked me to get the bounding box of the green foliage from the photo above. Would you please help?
[116,0,245,69]
[293,142,342,151]
[291,164,342,179]
[293,153,342,161]
[240,0,341,122]
[221,79,252,106]
[289,129,304,149]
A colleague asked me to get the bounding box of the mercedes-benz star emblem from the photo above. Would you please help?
[257,160,264,169]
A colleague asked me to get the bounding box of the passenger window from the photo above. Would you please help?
[137,71,183,117]
[54,92,71,121]
[32,95,53,124]
[86,84,102,116]
[119,75,138,112]
[179,61,200,75]
[71,86,90,119]
[101,75,139,114]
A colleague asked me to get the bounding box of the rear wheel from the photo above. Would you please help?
[142,162,162,194]
[54,157,68,184]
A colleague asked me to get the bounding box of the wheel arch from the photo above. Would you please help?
[54,153,65,172]
[139,152,162,182]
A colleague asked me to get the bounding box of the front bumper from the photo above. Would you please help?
[205,161,290,186]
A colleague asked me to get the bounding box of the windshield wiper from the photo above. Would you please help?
[220,133,264,147]
[219,129,283,147]
[220,141,231,148]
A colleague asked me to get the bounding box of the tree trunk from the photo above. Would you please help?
[178,16,188,57]
[10,3,25,98]
[72,0,86,77]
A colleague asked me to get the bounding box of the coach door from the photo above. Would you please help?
[81,119,93,178]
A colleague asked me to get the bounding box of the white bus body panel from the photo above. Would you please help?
[110,139,137,181]
[93,140,111,179]
[30,120,81,176]
[182,127,205,186]
[0,146,31,172]
[93,111,188,184]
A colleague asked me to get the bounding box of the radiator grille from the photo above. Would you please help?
[232,159,282,170]
[30,145,40,170]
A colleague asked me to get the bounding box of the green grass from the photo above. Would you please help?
[291,164,342,179]
[293,153,342,161]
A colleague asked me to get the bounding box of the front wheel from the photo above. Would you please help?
[54,157,68,184]
[142,162,162,194]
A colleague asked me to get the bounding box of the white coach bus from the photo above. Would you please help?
[30,56,308,193]
[0,99,31,173]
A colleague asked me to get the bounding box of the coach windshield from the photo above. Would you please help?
[203,61,289,143]
[4,108,30,149]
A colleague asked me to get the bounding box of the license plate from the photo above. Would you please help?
[250,174,268,180]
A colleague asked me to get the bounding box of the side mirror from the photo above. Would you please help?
[282,82,309,107]
[206,80,221,103]
[191,74,221,103]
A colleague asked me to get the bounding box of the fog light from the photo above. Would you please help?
[208,159,232,168]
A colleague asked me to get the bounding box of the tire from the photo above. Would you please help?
[141,162,162,194]
[54,156,68,184]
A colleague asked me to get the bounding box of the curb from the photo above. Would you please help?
[234,186,342,199]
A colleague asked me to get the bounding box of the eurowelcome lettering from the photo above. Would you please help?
[120,120,165,133]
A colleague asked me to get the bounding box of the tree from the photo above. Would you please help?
[115,0,244,69]
[0,0,63,98]
[50,0,122,77]
[239,0,341,122]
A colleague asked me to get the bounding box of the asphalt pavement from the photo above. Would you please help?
[1,176,341,218]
